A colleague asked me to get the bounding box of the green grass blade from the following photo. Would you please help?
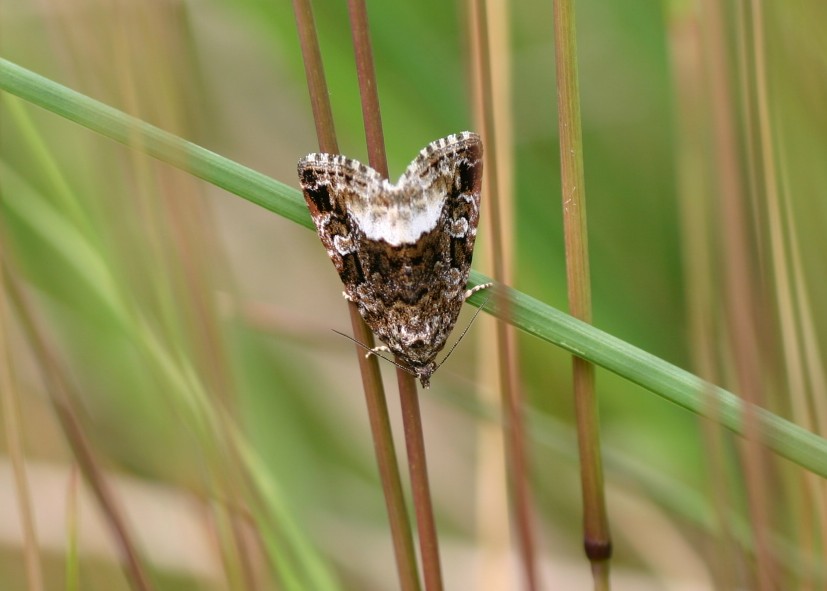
[465,280,827,478]
[0,57,308,229]
[3,57,826,479]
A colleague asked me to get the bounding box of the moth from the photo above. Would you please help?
[298,132,491,388]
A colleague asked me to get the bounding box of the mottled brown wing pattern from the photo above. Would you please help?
[297,132,484,387]
[297,154,380,288]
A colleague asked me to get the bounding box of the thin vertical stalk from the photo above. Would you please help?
[751,0,818,578]
[750,5,817,579]
[346,0,387,177]
[5,272,156,591]
[779,137,827,572]
[701,0,776,587]
[470,1,540,590]
[293,0,337,155]
[467,2,514,588]
[292,2,421,591]
[0,265,43,591]
[107,5,257,581]
[666,7,738,588]
[397,367,443,591]
[349,312,423,591]
[65,467,80,591]
[552,0,611,587]
[346,2,442,589]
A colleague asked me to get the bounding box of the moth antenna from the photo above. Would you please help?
[331,329,417,377]
[435,291,493,372]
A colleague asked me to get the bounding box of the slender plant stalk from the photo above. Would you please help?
[0,263,43,591]
[65,466,80,591]
[5,271,156,591]
[347,313,423,591]
[470,1,540,589]
[552,0,611,586]
[1,117,330,589]
[292,2,422,590]
[347,0,387,176]
[293,0,338,155]
[346,1,443,588]
[750,0,807,582]
[131,7,259,577]
[396,367,443,591]
[4,58,827,480]
[466,1,515,588]
[778,133,827,568]
[701,0,775,587]
[112,10,259,581]
[666,8,739,587]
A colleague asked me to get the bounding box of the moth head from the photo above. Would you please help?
[413,361,437,389]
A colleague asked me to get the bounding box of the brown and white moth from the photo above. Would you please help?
[298,132,491,388]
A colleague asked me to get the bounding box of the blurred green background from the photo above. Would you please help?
[2,0,827,589]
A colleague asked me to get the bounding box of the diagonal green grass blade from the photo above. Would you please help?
[3,57,827,479]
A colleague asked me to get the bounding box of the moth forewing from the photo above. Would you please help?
[298,132,484,387]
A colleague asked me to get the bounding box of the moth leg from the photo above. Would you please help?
[464,282,493,301]
[365,345,391,359]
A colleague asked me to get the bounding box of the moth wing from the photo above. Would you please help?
[403,132,484,202]
[359,132,484,365]
[401,132,484,277]
[297,154,382,288]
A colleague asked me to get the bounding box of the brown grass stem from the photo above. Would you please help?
[346,1,442,588]
[108,11,258,581]
[65,466,80,591]
[666,10,739,587]
[750,0,814,580]
[470,1,540,589]
[292,0,338,155]
[701,0,775,587]
[5,271,156,591]
[349,312,423,591]
[347,0,388,177]
[0,262,43,591]
[552,0,611,584]
[778,131,827,569]
[396,366,443,591]
[292,2,421,590]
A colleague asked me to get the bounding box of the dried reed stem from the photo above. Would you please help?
[552,0,611,586]
[293,2,421,590]
[346,1,442,588]
[469,1,540,589]
[0,260,44,591]
[6,272,156,591]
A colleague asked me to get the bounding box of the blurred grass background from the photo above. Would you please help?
[1,0,827,589]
